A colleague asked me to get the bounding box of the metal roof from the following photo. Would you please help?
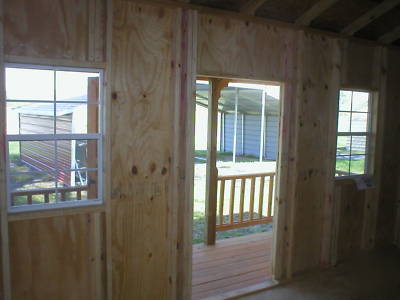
[14,102,84,117]
[196,83,280,115]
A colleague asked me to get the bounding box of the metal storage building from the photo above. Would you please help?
[196,83,280,161]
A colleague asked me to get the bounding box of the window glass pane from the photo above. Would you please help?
[336,136,351,156]
[56,140,98,170]
[351,136,367,155]
[56,71,100,102]
[55,140,73,171]
[339,90,352,111]
[55,189,87,202]
[12,192,57,206]
[338,112,351,132]
[6,68,54,101]
[55,103,99,134]
[7,102,55,135]
[335,156,350,176]
[6,65,102,209]
[8,141,56,173]
[57,171,98,200]
[349,155,366,175]
[351,113,368,132]
[352,92,369,112]
[10,173,56,193]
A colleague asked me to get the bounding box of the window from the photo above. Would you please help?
[335,89,372,177]
[5,64,103,211]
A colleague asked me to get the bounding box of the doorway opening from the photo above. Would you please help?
[192,78,282,299]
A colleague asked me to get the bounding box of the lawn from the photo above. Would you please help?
[336,137,366,175]
[192,210,273,244]
[195,150,261,164]
[336,157,365,175]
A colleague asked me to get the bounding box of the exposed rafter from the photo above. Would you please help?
[341,0,400,35]
[379,25,400,44]
[295,0,339,26]
[240,0,268,15]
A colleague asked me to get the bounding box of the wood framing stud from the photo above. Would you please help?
[205,78,229,246]
[240,0,268,15]
[341,0,400,36]
[295,0,339,26]
[379,25,400,44]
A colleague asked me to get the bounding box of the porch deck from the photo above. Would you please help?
[192,232,273,300]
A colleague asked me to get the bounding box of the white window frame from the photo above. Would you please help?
[335,88,373,179]
[4,63,104,212]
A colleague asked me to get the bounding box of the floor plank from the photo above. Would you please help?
[192,232,273,300]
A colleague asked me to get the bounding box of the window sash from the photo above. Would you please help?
[335,89,372,178]
[6,133,101,141]
[4,64,104,212]
[6,137,103,209]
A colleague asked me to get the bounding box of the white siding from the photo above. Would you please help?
[223,113,279,160]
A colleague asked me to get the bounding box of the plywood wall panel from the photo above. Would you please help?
[197,14,292,81]
[337,184,366,260]
[341,40,380,90]
[291,32,341,273]
[9,213,106,300]
[376,48,400,247]
[110,2,182,299]
[4,0,107,62]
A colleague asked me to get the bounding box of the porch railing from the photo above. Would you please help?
[11,186,88,206]
[216,172,275,231]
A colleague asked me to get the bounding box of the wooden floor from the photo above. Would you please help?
[192,232,273,300]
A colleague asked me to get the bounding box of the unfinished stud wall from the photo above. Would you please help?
[110,1,195,299]
[4,0,107,62]
[1,0,110,299]
[1,0,400,299]
[111,2,177,299]
[376,48,400,247]
[198,14,292,82]
[290,32,341,272]
[1,0,196,299]
[197,10,394,276]
[332,41,387,261]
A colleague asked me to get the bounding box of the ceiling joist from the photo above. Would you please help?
[341,0,400,36]
[295,0,339,26]
[240,0,268,15]
[379,25,400,44]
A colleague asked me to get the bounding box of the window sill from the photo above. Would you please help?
[8,199,104,221]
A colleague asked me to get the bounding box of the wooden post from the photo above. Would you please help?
[394,176,400,247]
[87,77,99,199]
[205,78,228,245]
[232,88,238,163]
[0,0,12,297]
[259,89,266,162]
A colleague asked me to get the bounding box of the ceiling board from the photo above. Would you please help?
[355,5,400,40]
[311,0,384,33]
[256,0,320,22]
[191,0,242,11]
[188,0,400,43]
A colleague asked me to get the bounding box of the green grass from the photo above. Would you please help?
[192,211,273,244]
[8,141,21,161]
[194,150,262,164]
[336,157,365,175]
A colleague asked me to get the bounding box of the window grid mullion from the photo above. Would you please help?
[53,70,59,201]
[348,91,353,175]
[6,133,101,141]
[10,167,99,176]
[6,64,103,211]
